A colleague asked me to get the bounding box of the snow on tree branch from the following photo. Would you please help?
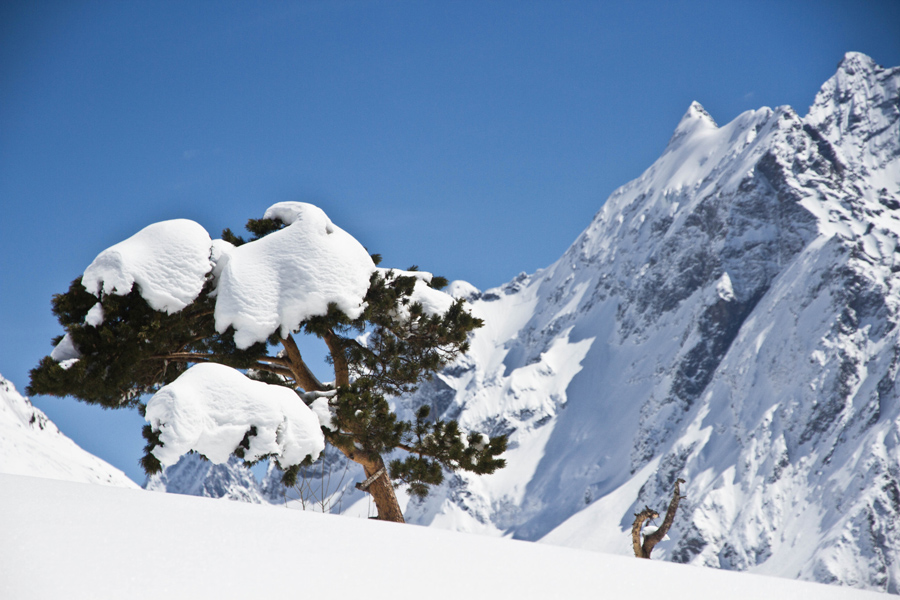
[49,333,80,370]
[82,219,213,314]
[145,363,325,468]
[377,268,456,321]
[213,202,377,348]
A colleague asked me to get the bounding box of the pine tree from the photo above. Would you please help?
[29,203,506,523]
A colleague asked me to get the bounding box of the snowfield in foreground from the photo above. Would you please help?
[0,474,882,600]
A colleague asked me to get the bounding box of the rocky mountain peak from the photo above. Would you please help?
[399,53,900,593]
[806,52,900,191]
[837,51,880,76]
[665,101,719,151]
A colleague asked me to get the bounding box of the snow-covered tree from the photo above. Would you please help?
[29,202,506,522]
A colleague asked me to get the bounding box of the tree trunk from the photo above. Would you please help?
[327,438,405,523]
[360,457,405,523]
[320,329,406,523]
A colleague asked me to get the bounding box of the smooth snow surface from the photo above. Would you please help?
[82,219,213,313]
[145,363,325,467]
[0,376,137,488]
[214,202,377,348]
[0,474,882,600]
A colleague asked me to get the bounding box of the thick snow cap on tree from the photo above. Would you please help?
[82,219,213,314]
[145,363,325,468]
[214,202,377,349]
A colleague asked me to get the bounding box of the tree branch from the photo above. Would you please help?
[633,478,686,559]
[323,329,350,388]
[631,507,658,558]
[150,352,295,380]
[280,334,328,392]
[151,352,218,363]
[257,356,293,368]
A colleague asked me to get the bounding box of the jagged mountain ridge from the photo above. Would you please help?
[398,52,900,592]
[150,53,900,592]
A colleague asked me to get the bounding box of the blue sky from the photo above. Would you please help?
[2,0,899,483]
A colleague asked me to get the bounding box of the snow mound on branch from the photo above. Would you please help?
[82,219,213,313]
[411,279,456,316]
[0,375,138,488]
[263,201,335,228]
[379,267,457,318]
[50,333,80,369]
[84,303,104,326]
[309,396,335,430]
[208,238,235,283]
[145,363,325,467]
[214,202,376,348]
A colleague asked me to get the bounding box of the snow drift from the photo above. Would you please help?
[0,473,882,600]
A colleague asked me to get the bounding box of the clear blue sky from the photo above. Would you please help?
[2,0,898,484]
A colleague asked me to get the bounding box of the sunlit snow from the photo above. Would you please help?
[379,267,457,319]
[49,332,80,369]
[145,363,325,467]
[0,473,882,600]
[214,202,377,348]
[81,219,213,313]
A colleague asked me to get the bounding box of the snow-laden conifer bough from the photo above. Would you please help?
[29,201,507,522]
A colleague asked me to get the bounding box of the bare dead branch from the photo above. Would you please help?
[633,478,686,559]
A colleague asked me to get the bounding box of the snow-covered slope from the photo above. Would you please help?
[396,52,900,592]
[0,473,882,600]
[0,374,137,488]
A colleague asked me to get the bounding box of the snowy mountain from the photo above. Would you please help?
[143,52,900,593]
[396,51,900,592]
[145,453,267,503]
[0,374,137,488]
